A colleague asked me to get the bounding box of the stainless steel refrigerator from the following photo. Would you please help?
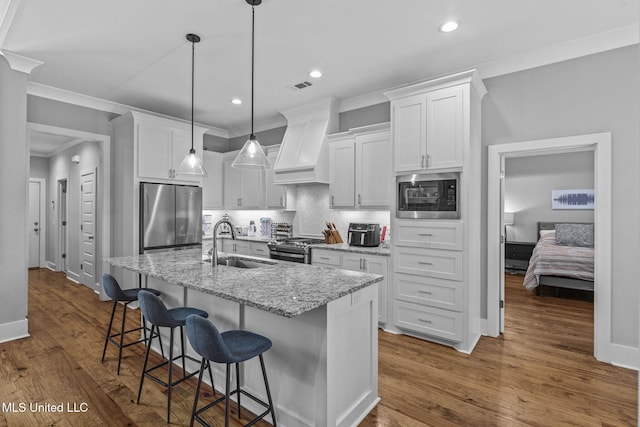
[140,183,202,252]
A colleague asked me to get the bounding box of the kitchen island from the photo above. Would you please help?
[105,247,382,427]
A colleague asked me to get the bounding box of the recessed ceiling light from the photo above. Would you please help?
[309,70,322,79]
[231,98,242,105]
[438,21,458,33]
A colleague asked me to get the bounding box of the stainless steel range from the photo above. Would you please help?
[268,237,324,264]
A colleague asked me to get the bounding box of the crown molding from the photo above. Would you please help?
[0,50,42,74]
[26,82,230,138]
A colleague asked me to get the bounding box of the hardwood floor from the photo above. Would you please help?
[0,269,636,426]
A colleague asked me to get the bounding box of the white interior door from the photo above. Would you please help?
[28,180,42,268]
[80,169,96,286]
[58,179,68,272]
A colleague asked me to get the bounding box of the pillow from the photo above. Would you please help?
[555,223,594,247]
[539,229,555,238]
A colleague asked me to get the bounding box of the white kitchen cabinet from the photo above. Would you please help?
[223,155,261,209]
[328,123,391,209]
[312,248,389,325]
[202,150,224,210]
[385,70,487,352]
[249,241,269,259]
[136,118,205,183]
[222,239,250,255]
[265,148,288,209]
[387,82,464,172]
[328,135,355,208]
[342,253,389,324]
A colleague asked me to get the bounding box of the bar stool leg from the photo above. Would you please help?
[167,327,175,423]
[225,364,231,427]
[190,358,206,427]
[137,324,154,404]
[116,303,129,375]
[180,326,187,378]
[236,362,241,420]
[260,354,277,427]
[101,300,118,363]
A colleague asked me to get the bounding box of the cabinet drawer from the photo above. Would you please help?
[505,242,535,261]
[394,300,462,342]
[250,243,269,258]
[395,221,462,250]
[394,247,462,281]
[395,273,462,311]
[311,249,341,267]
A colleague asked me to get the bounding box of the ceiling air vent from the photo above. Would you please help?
[291,81,313,90]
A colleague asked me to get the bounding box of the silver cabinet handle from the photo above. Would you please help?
[362,258,367,271]
[418,233,433,237]
[331,195,334,208]
[421,155,425,168]
[418,290,432,295]
[319,256,330,260]
[357,194,361,205]
[418,318,433,324]
[426,154,431,167]
[280,196,284,206]
[237,198,242,207]
[418,261,433,265]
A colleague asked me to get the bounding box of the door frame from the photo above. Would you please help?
[28,178,46,268]
[56,176,69,272]
[487,132,612,363]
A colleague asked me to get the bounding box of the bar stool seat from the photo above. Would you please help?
[136,290,214,423]
[186,314,277,427]
[101,273,163,375]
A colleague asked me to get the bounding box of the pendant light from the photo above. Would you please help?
[232,0,270,170]
[176,33,208,177]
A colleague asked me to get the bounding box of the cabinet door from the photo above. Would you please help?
[233,240,250,255]
[240,168,261,209]
[137,122,172,179]
[341,253,362,272]
[223,157,242,209]
[425,86,464,169]
[363,255,388,324]
[311,249,341,267]
[250,242,269,258]
[202,151,224,210]
[265,150,286,209]
[356,131,391,208]
[329,138,355,208]
[392,95,426,172]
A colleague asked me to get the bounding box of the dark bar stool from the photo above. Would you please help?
[101,273,163,375]
[185,314,277,427]
[136,290,214,423]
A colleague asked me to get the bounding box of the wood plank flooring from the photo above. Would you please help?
[0,269,635,426]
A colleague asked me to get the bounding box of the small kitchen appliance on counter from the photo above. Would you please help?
[347,223,381,247]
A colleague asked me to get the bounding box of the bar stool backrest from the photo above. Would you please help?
[138,290,181,328]
[102,273,126,301]
[186,315,235,363]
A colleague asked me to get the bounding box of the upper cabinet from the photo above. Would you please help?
[328,123,391,209]
[202,150,224,210]
[223,154,261,210]
[119,112,208,183]
[386,75,473,173]
[265,148,288,209]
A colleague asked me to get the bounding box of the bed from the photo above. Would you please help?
[523,222,594,295]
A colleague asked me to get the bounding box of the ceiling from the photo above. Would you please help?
[2,0,638,141]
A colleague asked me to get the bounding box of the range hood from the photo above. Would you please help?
[272,97,339,184]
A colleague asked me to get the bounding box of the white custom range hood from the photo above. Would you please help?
[272,98,339,184]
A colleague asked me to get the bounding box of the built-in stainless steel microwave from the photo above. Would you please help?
[396,173,459,219]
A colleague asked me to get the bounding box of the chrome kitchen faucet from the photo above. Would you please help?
[211,219,236,268]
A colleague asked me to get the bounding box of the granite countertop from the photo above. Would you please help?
[105,248,382,318]
[310,243,391,257]
[203,235,274,242]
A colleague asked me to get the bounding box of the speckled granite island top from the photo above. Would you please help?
[105,248,383,318]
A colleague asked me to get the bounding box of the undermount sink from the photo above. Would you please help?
[203,256,276,269]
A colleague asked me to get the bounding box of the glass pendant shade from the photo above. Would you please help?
[177,148,209,176]
[232,134,270,169]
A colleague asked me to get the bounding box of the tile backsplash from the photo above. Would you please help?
[204,184,390,240]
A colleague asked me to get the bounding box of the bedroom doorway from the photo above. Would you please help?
[487,132,612,363]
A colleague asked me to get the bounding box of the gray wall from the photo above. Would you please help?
[505,152,594,242]
[228,126,287,152]
[203,133,230,152]
[338,102,390,132]
[482,45,640,347]
[29,156,49,179]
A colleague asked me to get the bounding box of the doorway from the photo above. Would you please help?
[487,132,612,363]
[28,178,46,268]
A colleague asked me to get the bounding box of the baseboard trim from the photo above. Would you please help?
[0,319,29,344]
[66,271,80,283]
[610,343,639,371]
[45,261,57,271]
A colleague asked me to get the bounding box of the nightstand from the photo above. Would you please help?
[505,241,536,273]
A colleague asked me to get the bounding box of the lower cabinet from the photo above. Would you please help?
[249,241,269,259]
[221,239,250,255]
[394,300,463,342]
[312,249,389,324]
